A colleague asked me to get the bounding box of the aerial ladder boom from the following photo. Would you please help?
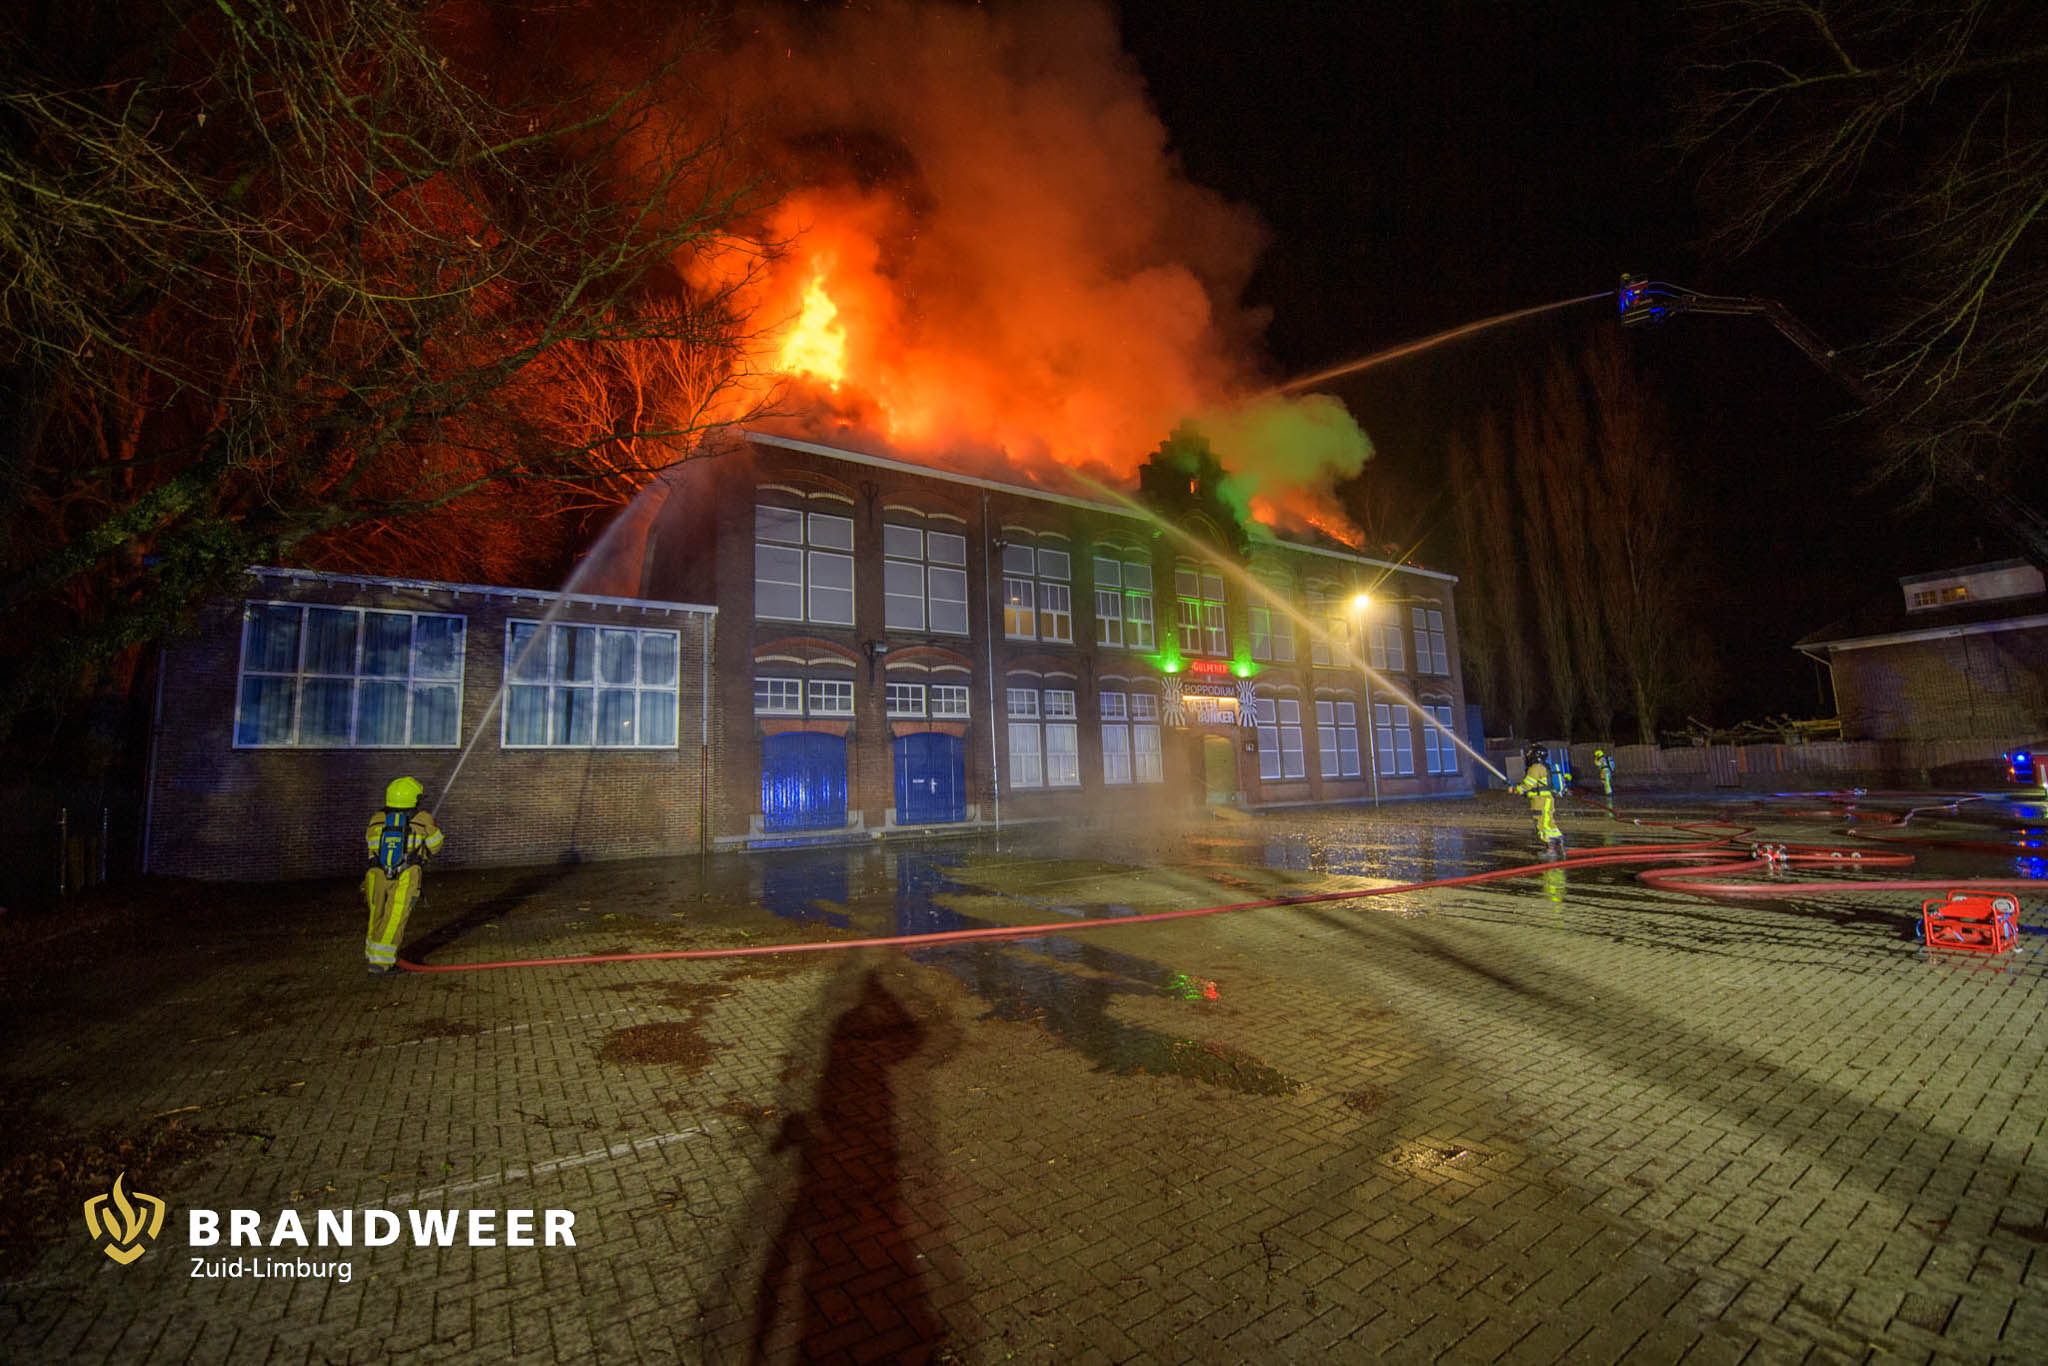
[1617,275,1877,405]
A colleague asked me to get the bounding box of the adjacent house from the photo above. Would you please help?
[1796,559,2048,742]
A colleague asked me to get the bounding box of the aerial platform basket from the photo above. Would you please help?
[1919,891,2020,955]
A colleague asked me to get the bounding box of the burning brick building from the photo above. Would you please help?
[640,431,1471,848]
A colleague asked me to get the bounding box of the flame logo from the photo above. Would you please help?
[83,1172,166,1265]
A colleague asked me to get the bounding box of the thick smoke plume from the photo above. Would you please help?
[576,0,1374,534]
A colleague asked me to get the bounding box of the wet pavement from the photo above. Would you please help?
[3,793,2046,1363]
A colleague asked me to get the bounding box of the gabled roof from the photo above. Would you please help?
[1797,587,2048,652]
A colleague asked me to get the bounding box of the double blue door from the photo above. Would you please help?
[761,733,848,832]
[894,733,965,825]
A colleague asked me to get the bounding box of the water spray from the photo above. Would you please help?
[1069,471,1507,784]
[434,465,685,816]
[1265,293,1608,396]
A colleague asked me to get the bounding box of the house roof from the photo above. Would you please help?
[741,429,1458,584]
[1796,586,2048,652]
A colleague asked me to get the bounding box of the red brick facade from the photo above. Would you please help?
[641,433,1471,847]
[1827,631,2048,741]
[144,570,716,880]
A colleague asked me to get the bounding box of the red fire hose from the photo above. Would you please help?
[398,805,2038,974]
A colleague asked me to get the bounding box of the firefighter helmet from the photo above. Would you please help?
[385,776,424,810]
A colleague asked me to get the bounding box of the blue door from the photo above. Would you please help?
[761,733,848,832]
[894,732,965,825]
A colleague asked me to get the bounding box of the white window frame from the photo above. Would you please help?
[502,619,679,749]
[1412,607,1449,675]
[885,681,926,717]
[1375,701,1415,776]
[808,678,855,717]
[754,676,804,715]
[1317,700,1363,778]
[235,602,466,749]
[1175,568,1228,657]
[755,503,854,627]
[1423,703,1459,774]
[931,684,971,719]
[884,523,970,636]
[1253,697,1306,781]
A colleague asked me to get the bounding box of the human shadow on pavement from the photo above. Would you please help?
[750,969,946,1364]
[400,867,575,963]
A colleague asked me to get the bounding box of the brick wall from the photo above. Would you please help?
[1832,631,2048,741]
[145,574,716,881]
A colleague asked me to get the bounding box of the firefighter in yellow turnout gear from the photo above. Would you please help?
[1511,745,1564,848]
[363,777,443,974]
[1593,748,1616,798]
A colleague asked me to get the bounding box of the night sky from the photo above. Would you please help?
[1116,0,1997,725]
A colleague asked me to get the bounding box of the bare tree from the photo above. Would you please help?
[1582,333,1690,743]
[1453,413,1536,738]
[0,0,777,744]
[1535,351,1617,741]
[1676,0,2048,542]
[1513,379,1582,741]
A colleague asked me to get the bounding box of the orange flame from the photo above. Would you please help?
[775,264,847,388]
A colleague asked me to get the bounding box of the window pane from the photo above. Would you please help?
[1004,579,1035,637]
[1006,688,1038,718]
[1008,722,1042,787]
[1099,691,1127,719]
[1039,582,1073,641]
[413,616,463,680]
[357,679,409,745]
[1003,543,1035,575]
[301,678,354,744]
[809,512,853,551]
[304,608,358,676]
[243,605,301,673]
[1093,556,1120,589]
[596,688,636,745]
[885,559,925,631]
[1125,562,1152,592]
[1131,693,1158,721]
[509,621,549,682]
[639,691,678,747]
[928,531,966,565]
[598,630,637,685]
[641,633,678,688]
[412,684,459,746]
[554,626,596,683]
[883,524,922,559]
[1046,724,1079,786]
[1037,548,1070,581]
[755,544,805,620]
[236,675,295,744]
[809,551,855,625]
[553,686,594,745]
[756,504,804,544]
[1134,725,1163,782]
[505,685,548,744]
[929,568,968,633]
[362,613,412,678]
[1045,690,1076,718]
[809,680,853,715]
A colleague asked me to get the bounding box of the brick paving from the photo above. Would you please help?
[2,798,2046,1363]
